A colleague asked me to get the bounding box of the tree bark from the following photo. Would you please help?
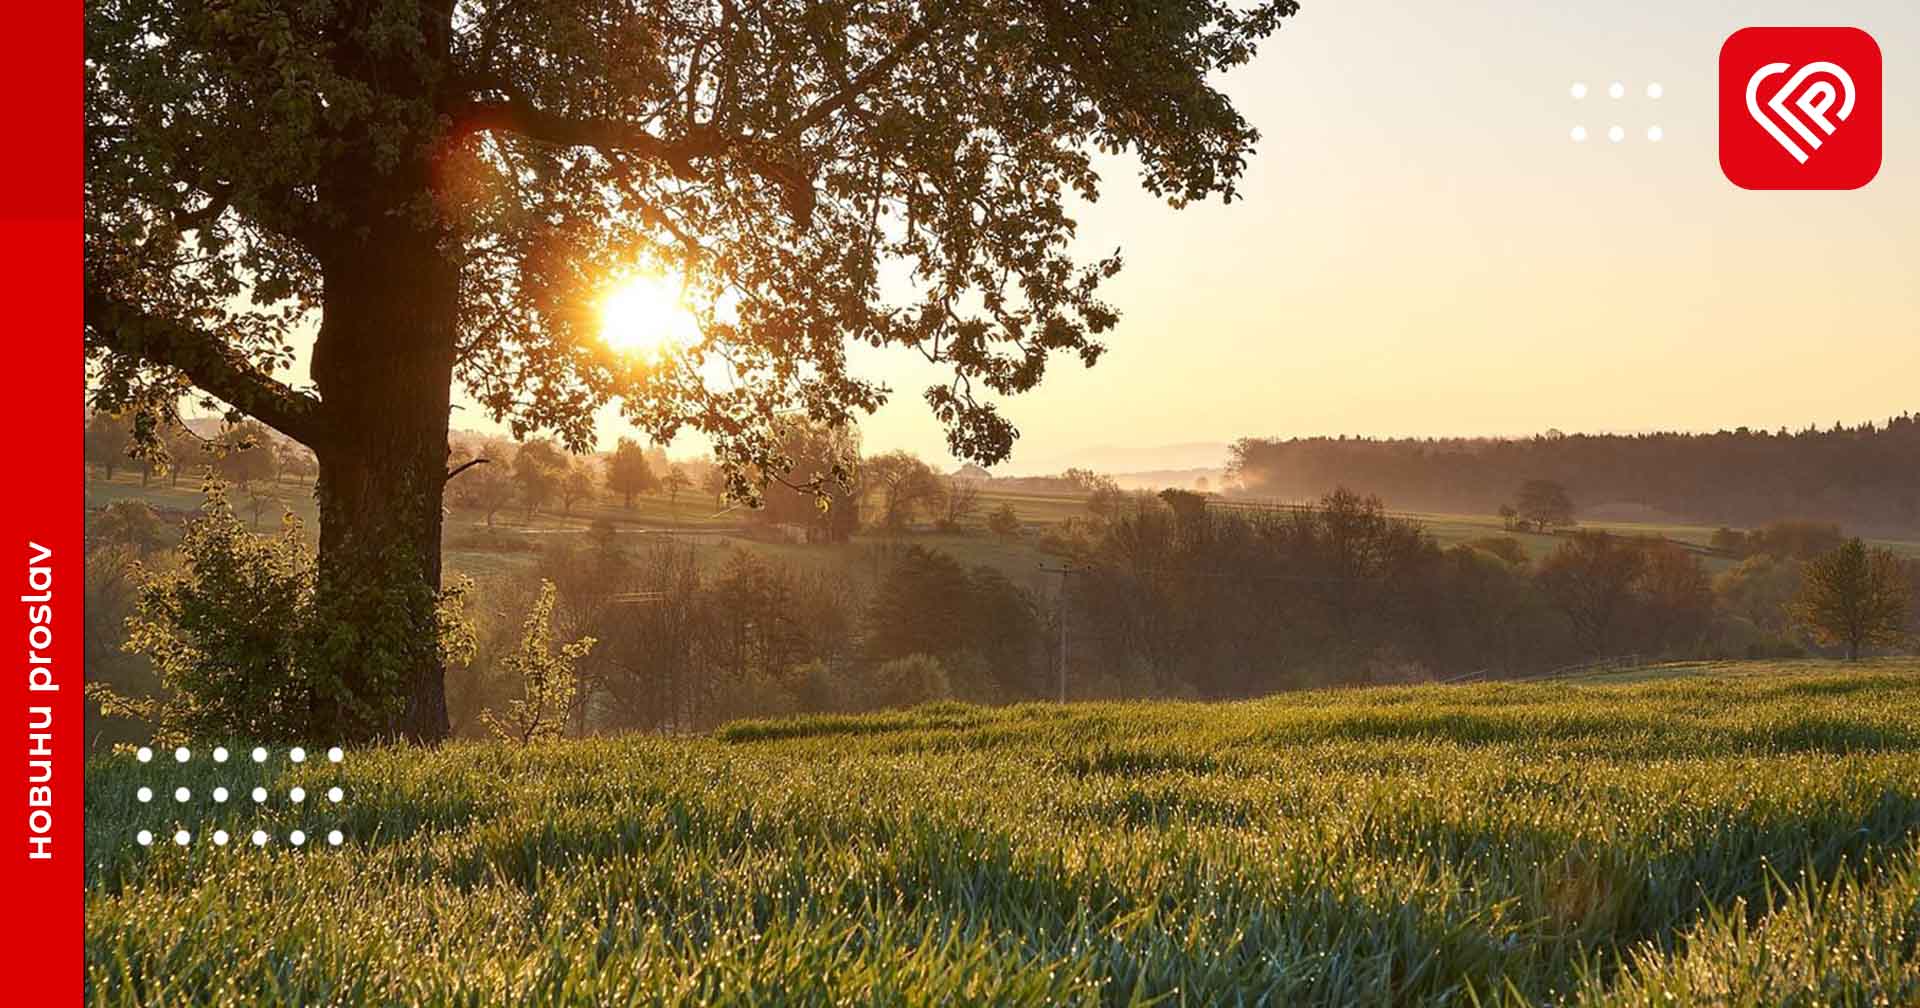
[308,221,459,743]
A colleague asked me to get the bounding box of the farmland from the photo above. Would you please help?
[81,470,1920,591]
[85,660,1920,1006]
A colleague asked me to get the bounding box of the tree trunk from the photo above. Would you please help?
[309,222,458,743]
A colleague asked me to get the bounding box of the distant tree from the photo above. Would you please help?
[481,581,595,745]
[561,463,597,516]
[1061,468,1104,492]
[867,547,974,661]
[161,424,205,486]
[988,503,1022,538]
[940,476,982,531]
[865,654,952,710]
[1516,480,1575,529]
[213,421,276,490]
[1158,488,1207,525]
[1791,539,1912,659]
[752,418,862,542]
[1746,521,1845,561]
[865,451,944,529]
[514,440,567,519]
[1537,531,1644,655]
[91,500,165,556]
[663,465,693,520]
[275,442,318,486]
[605,438,657,510]
[1634,542,1714,653]
[1498,505,1519,532]
[1715,553,1803,636]
[449,444,517,528]
[1194,476,1211,492]
[1086,479,1129,520]
[214,421,280,525]
[702,464,730,510]
[84,412,134,479]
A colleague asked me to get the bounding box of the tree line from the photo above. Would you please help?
[86,476,1915,747]
[1046,490,1916,698]
[1228,414,1920,533]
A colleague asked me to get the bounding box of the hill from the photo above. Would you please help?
[86,659,1920,1006]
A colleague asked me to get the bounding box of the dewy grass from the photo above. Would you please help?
[85,659,1920,1006]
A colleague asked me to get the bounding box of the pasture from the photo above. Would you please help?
[85,659,1920,1005]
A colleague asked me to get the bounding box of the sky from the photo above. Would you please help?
[300,1,1920,474]
[829,0,1920,473]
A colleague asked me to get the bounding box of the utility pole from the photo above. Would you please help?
[1039,563,1083,703]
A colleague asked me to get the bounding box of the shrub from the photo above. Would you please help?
[482,581,596,744]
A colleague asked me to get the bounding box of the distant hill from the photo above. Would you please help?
[1229,414,1920,534]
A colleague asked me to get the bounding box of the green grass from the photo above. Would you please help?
[85,659,1920,1006]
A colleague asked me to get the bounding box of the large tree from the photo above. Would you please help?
[605,436,657,509]
[1791,538,1912,660]
[85,0,1291,741]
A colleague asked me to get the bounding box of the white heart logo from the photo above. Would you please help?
[1746,61,1857,163]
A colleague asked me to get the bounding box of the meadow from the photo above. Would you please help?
[85,659,1920,1006]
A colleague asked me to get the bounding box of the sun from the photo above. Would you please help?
[599,271,700,359]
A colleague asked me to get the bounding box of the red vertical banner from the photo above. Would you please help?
[1,2,83,1002]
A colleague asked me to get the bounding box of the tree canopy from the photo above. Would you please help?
[86,0,1293,470]
[83,0,1293,740]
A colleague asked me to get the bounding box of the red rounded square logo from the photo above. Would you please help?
[1720,27,1881,190]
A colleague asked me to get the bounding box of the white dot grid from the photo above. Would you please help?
[129,746,349,851]
[1568,80,1662,143]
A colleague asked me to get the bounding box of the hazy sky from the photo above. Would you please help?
[835,0,1920,472]
[354,2,1919,472]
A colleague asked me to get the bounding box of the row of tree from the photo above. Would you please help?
[86,480,1916,748]
[1049,491,1916,697]
[1228,415,1920,533]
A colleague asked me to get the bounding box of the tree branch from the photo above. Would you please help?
[772,17,944,142]
[445,457,491,481]
[84,285,326,448]
[448,88,723,177]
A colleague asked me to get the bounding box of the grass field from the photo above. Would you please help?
[85,659,1920,1006]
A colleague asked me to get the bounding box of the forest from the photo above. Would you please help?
[1228,414,1920,533]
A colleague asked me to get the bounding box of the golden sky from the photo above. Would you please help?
[838,0,1920,472]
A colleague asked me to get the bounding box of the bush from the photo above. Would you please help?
[91,488,475,744]
[866,654,951,709]
[93,488,317,743]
